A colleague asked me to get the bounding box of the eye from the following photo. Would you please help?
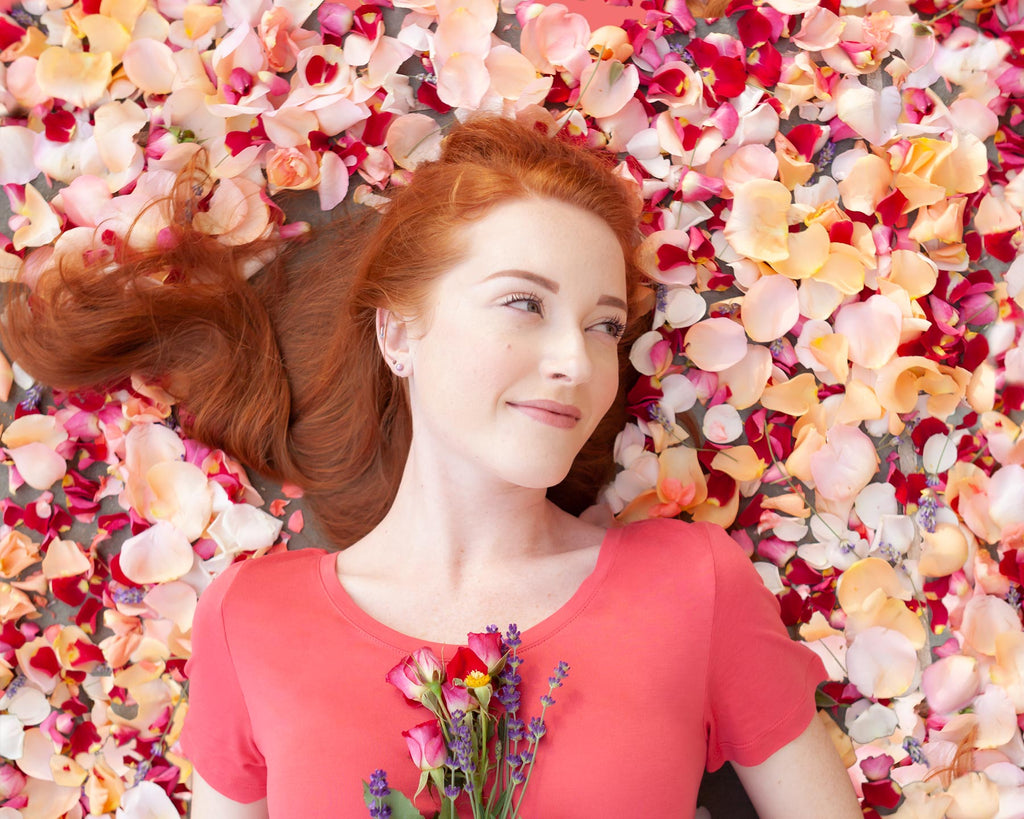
[592,317,627,339]
[501,292,544,315]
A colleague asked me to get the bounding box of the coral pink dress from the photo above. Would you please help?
[180,518,827,816]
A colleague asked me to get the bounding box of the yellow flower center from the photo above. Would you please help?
[464,671,491,688]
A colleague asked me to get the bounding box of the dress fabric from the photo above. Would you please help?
[179,518,828,817]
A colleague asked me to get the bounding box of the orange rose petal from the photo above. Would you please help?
[724,179,792,263]
[35,47,113,108]
[770,222,830,279]
[761,372,820,416]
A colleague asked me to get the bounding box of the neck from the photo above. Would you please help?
[365,443,572,586]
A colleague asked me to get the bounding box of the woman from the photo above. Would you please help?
[2,117,861,817]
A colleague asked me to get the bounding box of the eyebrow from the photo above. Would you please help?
[484,269,628,312]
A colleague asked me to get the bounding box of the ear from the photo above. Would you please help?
[376,307,413,376]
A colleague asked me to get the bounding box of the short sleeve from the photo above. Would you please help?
[701,524,828,771]
[179,562,268,802]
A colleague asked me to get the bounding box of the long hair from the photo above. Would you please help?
[2,116,648,549]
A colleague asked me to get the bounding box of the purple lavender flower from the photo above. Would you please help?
[368,769,391,818]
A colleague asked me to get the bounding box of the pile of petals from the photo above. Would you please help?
[1,0,1023,815]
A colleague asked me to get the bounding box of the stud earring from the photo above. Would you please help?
[393,359,404,373]
[379,326,385,338]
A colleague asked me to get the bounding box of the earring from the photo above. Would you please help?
[392,359,404,373]
[379,326,385,338]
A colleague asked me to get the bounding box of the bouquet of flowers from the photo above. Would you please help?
[363,625,569,819]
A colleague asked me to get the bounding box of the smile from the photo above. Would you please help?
[508,401,582,429]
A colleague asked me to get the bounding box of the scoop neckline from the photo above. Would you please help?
[317,525,623,653]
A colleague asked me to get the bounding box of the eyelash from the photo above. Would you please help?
[500,292,627,339]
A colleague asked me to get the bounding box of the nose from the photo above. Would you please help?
[541,323,593,384]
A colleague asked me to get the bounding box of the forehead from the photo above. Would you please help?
[442,198,627,297]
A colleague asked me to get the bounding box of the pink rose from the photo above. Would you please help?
[385,647,443,703]
[441,681,476,714]
[467,631,503,673]
[265,146,321,193]
[402,720,446,771]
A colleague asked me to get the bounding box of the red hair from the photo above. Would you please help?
[2,116,648,549]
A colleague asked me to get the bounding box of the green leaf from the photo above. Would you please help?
[608,60,625,86]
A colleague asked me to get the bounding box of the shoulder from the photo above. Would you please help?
[199,547,328,623]
[614,517,739,556]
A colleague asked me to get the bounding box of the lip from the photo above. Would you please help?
[508,400,582,429]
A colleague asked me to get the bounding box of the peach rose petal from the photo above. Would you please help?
[0,126,39,185]
[834,78,900,146]
[437,52,490,109]
[771,223,830,279]
[93,101,148,175]
[1,414,67,449]
[15,727,58,780]
[988,465,1024,530]
[888,249,938,300]
[741,275,799,342]
[0,530,41,578]
[837,557,910,613]
[761,372,819,416]
[119,521,196,585]
[318,151,349,212]
[922,655,980,714]
[710,445,765,482]
[945,773,999,819]
[385,113,443,171]
[146,461,213,542]
[838,153,892,214]
[41,538,91,579]
[717,344,772,409]
[144,582,199,632]
[961,595,1023,657]
[35,47,113,108]
[578,59,639,119]
[78,15,131,63]
[19,778,80,819]
[834,295,903,370]
[809,423,879,504]
[846,626,918,699]
[12,184,60,251]
[971,686,1016,749]
[684,318,747,372]
[724,179,792,263]
[8,443,67,491]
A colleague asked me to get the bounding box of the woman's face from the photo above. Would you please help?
[400,197,628,490]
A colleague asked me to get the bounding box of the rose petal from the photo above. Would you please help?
[922,655,980,715]
[119,521,196,584]
[385,113,443,171]
[8,443,67,490]
[702,404,744,444]
[846,626,918,699]
[206,504,284,556]
[145,461,212,542]
[724,179,792,263]
[35,47,113,108]
[579,59,639,119]
[741,275,799,342]
[684,317,747,372]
